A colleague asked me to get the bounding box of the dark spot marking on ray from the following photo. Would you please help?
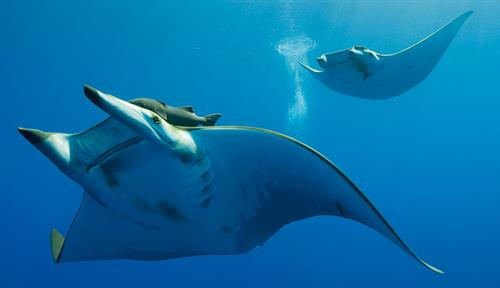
[363,72,373,80]
[180,153,195,164]
[349,56,373,80]
[99,158,127,187]
[157,201,184,222]
[119,214,160,231]
[336,202,346,218]
[200,197,211,208]
[100,166,119,187]
[120,214,131,221]
[135,220,147,227]
[106,157,127,171]
[149,225,160,231]
[221,225,233,235]
[134,197,153,212]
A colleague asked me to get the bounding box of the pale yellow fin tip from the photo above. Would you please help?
[50,228,65,263]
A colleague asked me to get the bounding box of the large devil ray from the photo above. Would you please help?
[18,86,442,273]
[301,11,472,99]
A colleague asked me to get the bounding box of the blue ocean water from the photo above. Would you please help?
[1,0,499,287]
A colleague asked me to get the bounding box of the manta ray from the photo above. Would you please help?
[18,85,442,273]
[300,10,473,99]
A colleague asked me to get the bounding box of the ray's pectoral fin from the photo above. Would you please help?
[334,188,444,274]
[362,70,373,80]
[383,10,473,79]
[189,126,444,274]
[53,192,180,262]
[53,192,125,262]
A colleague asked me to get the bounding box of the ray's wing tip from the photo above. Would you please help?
[444,10,473,36]
[450,10,474,26]
[17,127,50,144]
[455,10,473,24]
[419,258,444,274]
[463,10,474,17]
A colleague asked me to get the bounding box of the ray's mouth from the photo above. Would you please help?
[86,136,144,172]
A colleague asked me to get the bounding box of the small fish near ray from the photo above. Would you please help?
[129,97,222,127]
[301,11,473,99]
[18,85,442,273]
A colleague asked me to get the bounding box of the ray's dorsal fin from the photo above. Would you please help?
[179,106,195,113]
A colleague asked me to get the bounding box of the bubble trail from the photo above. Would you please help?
[276,36,317,124]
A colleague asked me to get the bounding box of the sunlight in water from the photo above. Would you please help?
[276,36,317,125]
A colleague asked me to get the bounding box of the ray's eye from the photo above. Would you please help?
[152,115,161,124]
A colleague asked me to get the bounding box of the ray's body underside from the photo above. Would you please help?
[19,86,442,273]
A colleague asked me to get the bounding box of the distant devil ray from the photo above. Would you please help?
[301,11,473,99]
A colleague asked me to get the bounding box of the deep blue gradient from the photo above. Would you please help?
[1,1,499,287]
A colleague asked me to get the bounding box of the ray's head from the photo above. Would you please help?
[316,46,380,69]
[83,85,197,155]
[316,49,353,69]
[348,46,380,61]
